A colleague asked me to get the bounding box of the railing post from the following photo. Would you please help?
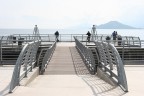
[0,43,2,64]
[0,36,4,64]
[122,40,125,64]
[71,34,72,42]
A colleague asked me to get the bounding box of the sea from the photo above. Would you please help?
[0,29,144,40]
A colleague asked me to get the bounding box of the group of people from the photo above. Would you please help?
[86,25,97,42]
[86,29,122,45]
[33,25,122,45]
[106,31,122,45]
[112,31,122,45]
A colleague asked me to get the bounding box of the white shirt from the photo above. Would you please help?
[92,26,96,33]
[33,26,39,34]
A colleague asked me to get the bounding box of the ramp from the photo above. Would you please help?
[7,42,124,96]
[44,46,76,75]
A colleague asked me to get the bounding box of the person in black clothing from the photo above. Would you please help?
[117,35,122,46]
[55,31,59,42]
[86,31,91,42]
[112,31,117,45]
[112,31,117,40]
[106,36,111,43]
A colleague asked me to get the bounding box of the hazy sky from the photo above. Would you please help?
[0,0,144,29]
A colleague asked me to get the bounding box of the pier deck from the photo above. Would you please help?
[0,42,144,96]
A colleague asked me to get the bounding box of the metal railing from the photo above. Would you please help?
[12,34,139,41]
[94,41,128,92]
[74,37,128,92]
[74,37,96,75]
[119,40,144,65]
[88,40,144,65]
[0,36,27,64]
[0,35,54,64]
[1,34,143,65]
[38,40,57,74]
[9,40,41,93]
[76,35,144,65]
[13,34,84,42]
[75,35,141,47]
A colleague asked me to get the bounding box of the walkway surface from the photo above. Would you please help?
[0,65,14,96]
[0,42,144,96]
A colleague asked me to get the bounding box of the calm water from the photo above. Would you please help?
[0,29,144,40]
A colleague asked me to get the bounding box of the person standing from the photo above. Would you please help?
[91,25,97,41]
[112,31,116,40]
[86,31,91,42]
[33,25,40,40]
[112,31,117,45]
[55,31,59,42]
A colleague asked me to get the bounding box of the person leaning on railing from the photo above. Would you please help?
[106,36,111,43]
[86,31,91,42]
[55,31,59,42]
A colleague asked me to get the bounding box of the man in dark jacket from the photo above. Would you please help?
[86,31,91,42]
[55,31,59,42]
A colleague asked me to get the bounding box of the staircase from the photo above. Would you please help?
[7,43,124,96]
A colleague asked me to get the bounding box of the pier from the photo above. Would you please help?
[0,34,144,96]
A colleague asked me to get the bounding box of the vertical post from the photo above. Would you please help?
[71,34,72,42]
[0,43,2,63]
[60,34,61,41]
[122,40,125,64]
[0,36,4,63]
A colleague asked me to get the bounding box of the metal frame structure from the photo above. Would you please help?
[38,40,57,74]
[94,41,128,92]
[0,34,143,65]
[9,40,41,93]
[74,37,128,92]
[74,37,96,75]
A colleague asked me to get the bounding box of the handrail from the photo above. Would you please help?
[39,40,57,74]
[74,36,128,92]
[9,40,41,93]
[11,34,141,43]
[0,34,143,65]
[94,41,128,92]
[74,37,96,74]
[75,35,141,47]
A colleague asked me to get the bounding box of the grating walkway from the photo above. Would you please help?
[44,46,76,75]
[7,42,124,96]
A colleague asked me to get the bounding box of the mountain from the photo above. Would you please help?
[97,21,136,29]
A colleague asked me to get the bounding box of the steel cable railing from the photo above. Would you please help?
[9,40,41,93]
